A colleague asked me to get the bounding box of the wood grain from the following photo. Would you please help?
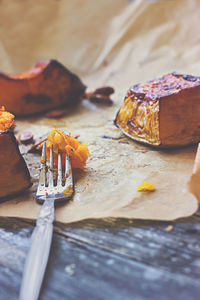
[0,215,200,300]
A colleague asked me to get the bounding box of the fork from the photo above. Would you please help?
[19,142,73,300]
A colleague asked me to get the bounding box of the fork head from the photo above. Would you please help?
[36,142,74,204]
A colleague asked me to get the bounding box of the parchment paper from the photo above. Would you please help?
[0,0,200,222]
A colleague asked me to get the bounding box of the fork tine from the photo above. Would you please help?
[49,145,54,187]
[37,142,47,191]
[57,152,63,187]
[65,154,72,182]
[36,144,74,202]
[64,154,73,198]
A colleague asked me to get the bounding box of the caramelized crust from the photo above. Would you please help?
[115,73,200,146]
[126,73,200,100]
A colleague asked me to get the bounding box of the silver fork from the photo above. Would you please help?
[19,142,73,300]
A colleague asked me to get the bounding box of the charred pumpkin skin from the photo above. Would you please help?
[0,130,32,200]
[0,60,86,116]
[115,73,200,147]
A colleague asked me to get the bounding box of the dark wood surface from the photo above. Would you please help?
[1,211,200,300]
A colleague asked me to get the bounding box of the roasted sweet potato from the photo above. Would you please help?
[0,60,86,116]
[115,72,200,147]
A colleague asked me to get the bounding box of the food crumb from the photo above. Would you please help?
[65,264,75,276]
[165,225,174,232]
[40,157,46,164]
[64,185,73,196]
[137,181,155,191]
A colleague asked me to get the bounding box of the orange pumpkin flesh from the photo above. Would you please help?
[0,60,86,116]
[46,129,89,169]
[0,106,15,131]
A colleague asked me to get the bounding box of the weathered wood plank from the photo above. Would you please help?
[52,216,200,281]
[0,215,200,300]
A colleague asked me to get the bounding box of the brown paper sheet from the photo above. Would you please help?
[0,0,200,222]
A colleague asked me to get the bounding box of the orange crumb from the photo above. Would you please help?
[0,106,15,131]
[64,185,73,196]
[40,157,46,164]
[137,181,156,192]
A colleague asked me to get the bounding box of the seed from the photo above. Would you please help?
[19,132,33,144]
[94,86,115,96]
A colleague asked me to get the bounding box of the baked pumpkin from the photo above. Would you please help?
[115,72,200,147]
[46,128,89,169]
[0,107,31,200]
[0,60,86,116]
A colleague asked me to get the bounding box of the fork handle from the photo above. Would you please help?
[19,199,55,300]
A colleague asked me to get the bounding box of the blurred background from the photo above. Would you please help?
[0,0,199,90]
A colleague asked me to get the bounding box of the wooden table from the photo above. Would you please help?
[0,212,200,300]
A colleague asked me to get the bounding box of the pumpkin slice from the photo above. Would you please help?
[115,72,200,147]
[0,60,86,116]
[0,107,31,200]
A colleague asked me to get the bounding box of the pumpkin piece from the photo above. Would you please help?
[0,131,31,200]
[0,108,31,200]
[115,72,200,147]
[0,60,86,116]
[46,129,89,169]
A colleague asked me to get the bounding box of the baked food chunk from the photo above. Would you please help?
[115,72,200,146]
[0,107,31,200]
[46,128,89,169]
[0,60,86,116]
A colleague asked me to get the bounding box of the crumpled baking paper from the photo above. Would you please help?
[0,0,199,222]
